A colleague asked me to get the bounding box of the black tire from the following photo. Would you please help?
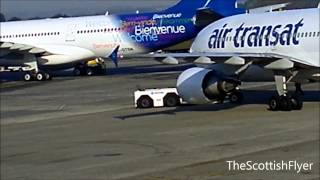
[86,68,94,76]
[23,72,33,81]
[44,72,52,80]
[269,96,280,111]
[137,96,153,108]
[229,91,244,104]
[163,94,180,107]
[73,67,81,76]
[74,64,87,76]
[36,72,45,81]
[291,95,303,110]
[279,96,292,111]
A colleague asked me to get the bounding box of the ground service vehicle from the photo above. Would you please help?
[134,88,182,108]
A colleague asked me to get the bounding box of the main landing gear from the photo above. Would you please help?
[23,70,52,81]
[268,75,303,111]
[21,60,52,81]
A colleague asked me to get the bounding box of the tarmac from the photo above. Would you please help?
[1,59,319,180]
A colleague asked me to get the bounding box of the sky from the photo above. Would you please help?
[0,0,179,19]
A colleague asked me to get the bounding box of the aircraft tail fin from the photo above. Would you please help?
[109,45,120,67]
[164,0,245,17]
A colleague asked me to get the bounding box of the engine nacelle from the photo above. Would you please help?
[177,67,240,104]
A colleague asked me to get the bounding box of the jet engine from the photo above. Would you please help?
[176,67,241,104]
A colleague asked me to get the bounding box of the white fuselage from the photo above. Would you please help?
[191,8,320,68]
[0,15,141,65]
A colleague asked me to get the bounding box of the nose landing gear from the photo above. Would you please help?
[269,95,303,111]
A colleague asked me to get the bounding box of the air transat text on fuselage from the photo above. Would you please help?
[208,19,304,49]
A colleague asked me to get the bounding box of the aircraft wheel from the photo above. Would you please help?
[279,96,292,111]
[73,67,81,76]
[290,95,303,110]
[229,91,244,104]
[36,72,46,81]
[44,72,52,80]
[86,68,94,76]
[269,96,281,111]
[23,72,33,81]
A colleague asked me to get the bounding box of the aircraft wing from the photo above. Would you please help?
[0,41,51,55]
[0,41,121,66]
[142,51,316,69]
[0,41,101,66]
[248,3,290,13]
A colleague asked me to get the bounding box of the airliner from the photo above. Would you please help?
[155,7,320,111]
[0,0,246,81]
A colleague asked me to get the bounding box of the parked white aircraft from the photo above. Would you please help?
[155,8,320,111]
[0,0,249,81]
